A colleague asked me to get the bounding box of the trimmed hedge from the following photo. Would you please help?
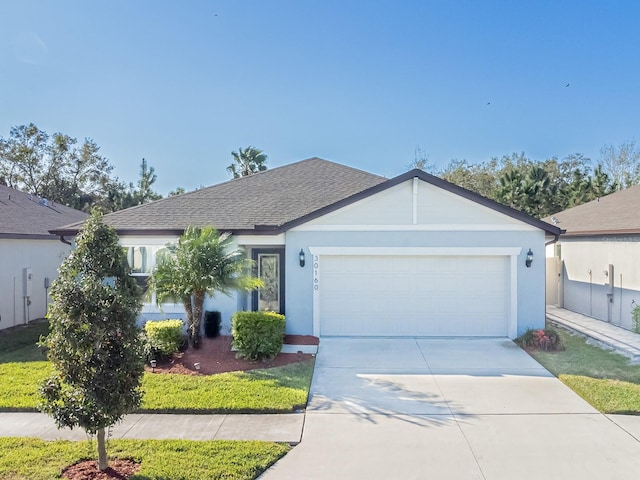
[144,319,185,359]
[232,312,285,361]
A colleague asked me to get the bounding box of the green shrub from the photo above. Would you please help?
[144,319,185,359]
[232,311,285,361]
[632,304,640,333]
[515,327,564,351]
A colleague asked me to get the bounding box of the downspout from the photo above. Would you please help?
[545,233,561,247]
[59,235,72,246]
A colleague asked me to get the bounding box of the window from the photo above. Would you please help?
[126,246,152,296]
[127,247,149,273]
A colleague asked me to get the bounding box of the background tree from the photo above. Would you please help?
[105,158,163,211]
[600,140,640,189]
[40,211,144,472]
[0,124,115,211]
[406,146,436,172]
[226,146,268,178]
[134,158,162,204]
[149,226,262,347]
[0,124,171,212]
[432,151,618,218]
[440,158,499,199]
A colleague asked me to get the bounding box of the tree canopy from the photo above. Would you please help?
[0,124,164,212]
[437,152,619,218]
[226,146,268,178]
[40,210,144,471]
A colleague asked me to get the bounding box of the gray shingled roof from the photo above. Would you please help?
[0,185,88,238]
[52,158,387,235]
[543,185,640,236]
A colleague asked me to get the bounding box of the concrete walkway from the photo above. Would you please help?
[547,305,640,362]
[260,337,640,480]
[0,412,304,443]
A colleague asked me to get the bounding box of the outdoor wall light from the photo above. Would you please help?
[525,249,534,268]
[299,249,306,268]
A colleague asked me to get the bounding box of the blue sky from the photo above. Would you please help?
[1,1,639,195]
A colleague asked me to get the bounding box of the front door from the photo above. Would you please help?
[252,248,285,314]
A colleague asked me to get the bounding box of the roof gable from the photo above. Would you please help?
[0,185,88,239]
[543,185,640,236]
[284,169,562,235]
[300,178,528,228]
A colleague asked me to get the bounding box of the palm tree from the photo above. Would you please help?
[226,146,268,178]
[149,226,262,347]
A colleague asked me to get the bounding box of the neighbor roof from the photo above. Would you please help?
[52,157,561,237]
[0,185,88,239]
[543,185,640,236]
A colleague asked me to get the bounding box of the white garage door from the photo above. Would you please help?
[319,255,509,336]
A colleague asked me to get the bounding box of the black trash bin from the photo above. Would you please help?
[204,311,221,338]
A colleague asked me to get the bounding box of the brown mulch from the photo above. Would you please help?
[146,335,318,375]
[62,459,140,480]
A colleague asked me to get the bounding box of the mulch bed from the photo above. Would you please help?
[62,459,140,480]
[146,335,319,375]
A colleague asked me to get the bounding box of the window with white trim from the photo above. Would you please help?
[125,246,156,297]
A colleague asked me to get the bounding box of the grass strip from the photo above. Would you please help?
[0,359,314,413]
[0,437,288,480]
[527,328,640,414]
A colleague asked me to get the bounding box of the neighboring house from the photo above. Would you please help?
[544,185,640,330]
[52,158,560,339]
[0,185,88,331]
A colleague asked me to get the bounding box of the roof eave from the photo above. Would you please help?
[561,228,640,238]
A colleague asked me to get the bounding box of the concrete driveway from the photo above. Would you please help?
[261,338,640,479]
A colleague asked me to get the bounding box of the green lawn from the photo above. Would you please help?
[0,437,288,480]
[141,360,313,413]
[0,321,315,413]
[527,328,640,414]
[0,321,49,363]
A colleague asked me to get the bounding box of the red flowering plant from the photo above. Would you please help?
[515,327,564,352]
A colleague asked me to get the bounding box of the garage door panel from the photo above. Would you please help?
[319,255,509,337]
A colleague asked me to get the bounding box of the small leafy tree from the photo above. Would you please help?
[40,210,144,472]
[149,226,262,347]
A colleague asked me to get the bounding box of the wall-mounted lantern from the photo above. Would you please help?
[299,249,306,268]
[525,249,534,268]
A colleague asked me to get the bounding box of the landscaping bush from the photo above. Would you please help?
[516,327,564,351]
[632,304,640,333]
[144,319,185,360]
[232,311,285,361]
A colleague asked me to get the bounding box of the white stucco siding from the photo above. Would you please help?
[295,179,534,230]
[0,238,71,330]
[415,181,525,226]
[558,237,640,329]
[561,238,640,290]
[307,181,413,225]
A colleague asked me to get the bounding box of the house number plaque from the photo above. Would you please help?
[313,255,319,290]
